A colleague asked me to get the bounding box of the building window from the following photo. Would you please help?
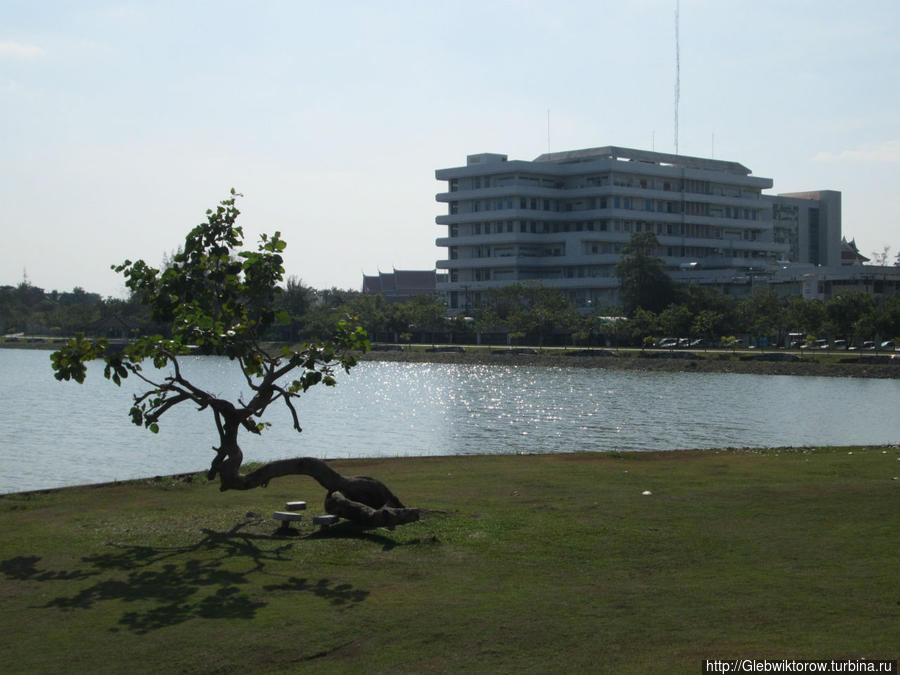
[809,207,821,265]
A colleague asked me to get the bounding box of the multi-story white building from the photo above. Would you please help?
[434,146,842,312]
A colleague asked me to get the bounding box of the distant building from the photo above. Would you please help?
[767,190,842,266]
[840,237,870,266]
[434,145,854,311]
[361,269,446,302]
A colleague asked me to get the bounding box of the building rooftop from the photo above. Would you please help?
[533,145,753,176]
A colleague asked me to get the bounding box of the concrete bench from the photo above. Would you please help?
[273,511,303,531]
[285,501,307,511]
[313,514,340,528]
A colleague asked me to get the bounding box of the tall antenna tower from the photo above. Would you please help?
[547,109,551,153]
[674,0,680,155]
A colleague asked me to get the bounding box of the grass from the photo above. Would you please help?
[1,447,898,673]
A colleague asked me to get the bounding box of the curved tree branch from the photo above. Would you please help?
[214,456,420,528]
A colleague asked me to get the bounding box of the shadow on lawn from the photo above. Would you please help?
[304,521,429,551]
[1,516,376,634]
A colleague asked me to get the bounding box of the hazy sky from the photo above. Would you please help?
[3,0,899,297]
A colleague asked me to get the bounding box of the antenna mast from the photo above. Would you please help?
[674,0,680,155]
[547,109,551,153]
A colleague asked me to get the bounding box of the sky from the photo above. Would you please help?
[2,0,899,297]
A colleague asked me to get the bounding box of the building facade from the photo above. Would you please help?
[768,190,842,267]
[434,146,844,312]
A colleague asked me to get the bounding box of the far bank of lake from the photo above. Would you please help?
[359,346,900,379]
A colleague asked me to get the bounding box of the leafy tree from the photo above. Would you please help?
[405,294,448,345]
[691,309,724,344]
[871,292,900,339]
[341,293,390,341]
[737,288,783,342]
[476,284,579,347]
[824,291,874,337]
[626,307,659,345]
[680,285,738,334]
[615,232,675,315]
[271,275,314,339]
[784,297,825,336]
[295,303,342,343]
[657,304,692,338]
[51,192,419,528]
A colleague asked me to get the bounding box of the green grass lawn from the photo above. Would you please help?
[1,447,898,674]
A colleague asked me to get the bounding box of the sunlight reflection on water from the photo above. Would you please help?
[2,350,899,492]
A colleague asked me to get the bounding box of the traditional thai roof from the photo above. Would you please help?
[840,237,869,265]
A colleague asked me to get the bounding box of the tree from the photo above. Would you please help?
[784,297,825,337]
[824,291,874,337]
[871,245,891,267]
[737,288,784,344]
[51,192,420,528]
[657,304,692,338]
[691,309,724,344]
[615,232,675,315]
[475,284,579,347]
[405,294,448,345]
[626,307,659,345]
[272,275,314,340]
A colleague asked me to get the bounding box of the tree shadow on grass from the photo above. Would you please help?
[304,520,442,551]
[1,516,373,634]
[262,577,370,605]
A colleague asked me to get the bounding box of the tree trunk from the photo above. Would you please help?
[211,450,420,529]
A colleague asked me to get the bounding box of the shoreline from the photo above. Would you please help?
[359,348,900,379]
[5,443,898,498]
[4,339,898,379]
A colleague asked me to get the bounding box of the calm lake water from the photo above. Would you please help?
[2,349,899,493]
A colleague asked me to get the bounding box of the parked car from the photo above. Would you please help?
[689,338,704,348]
[657,337,678,349]
[881,340,896,351]
[832,339,847,350]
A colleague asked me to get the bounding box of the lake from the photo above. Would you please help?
[2,349,898,493]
